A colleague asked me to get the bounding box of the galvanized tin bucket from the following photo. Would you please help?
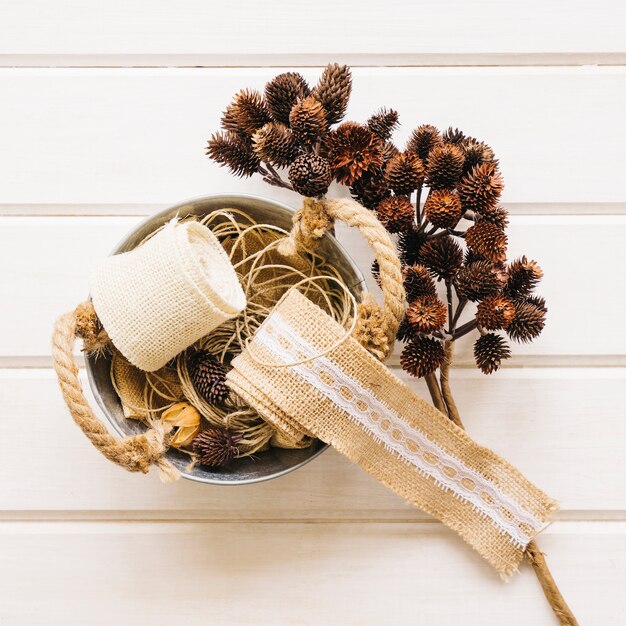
[85,194,366,485]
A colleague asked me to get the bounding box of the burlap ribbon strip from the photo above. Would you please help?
[228,289,556,576]
[91,219,246,372]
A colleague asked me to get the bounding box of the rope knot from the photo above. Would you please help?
[353,294,393,360]
[277,197,334,256]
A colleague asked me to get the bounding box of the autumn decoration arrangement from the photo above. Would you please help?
[51,64,577,626]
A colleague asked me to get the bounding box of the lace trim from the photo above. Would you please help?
[256,312,544,548]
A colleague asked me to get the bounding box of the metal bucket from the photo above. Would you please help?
[85,194,366,485]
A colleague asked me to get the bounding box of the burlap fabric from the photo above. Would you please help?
[91,219,246,372]
[228,289,556,576]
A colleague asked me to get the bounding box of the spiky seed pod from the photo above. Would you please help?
[192,428,242,467]
[367,107,400,141]
[419,235,464,280]
[474,333,511,374]
[385,151,425,195]
[505,256,544,298]
[288,154,332,197]
[465,221,508,264]
[462,139,497,176]
[398,228,429,266]
[375,196,415,233]
[325,122,383,185]
[397,315,417,343]
[407,295,447,333]
[401,336,446,378]
[289,96,327,145]
[458,162,504,213]
[350,170,390,209]
[477,206,509,230]
[426,143,465,190]
[252,122,300,167]
[403,263,436,300]
[442,127,466,145]
[406,124,443,165]
[221,89,271,137]
[381,141,400,164]
[507,300,546,343]
[526,294,547,313]
[188,350,229,404]
[264,72,311,126]
[206,131,260,178]
[313,63,352,125]
[476,295,516,330]
[423,189,463,229]
[455,260,505,301]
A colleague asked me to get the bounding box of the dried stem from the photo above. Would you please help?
[437,341,578,626]
[425,372,447,415]
[526,541,580,626]
[439,340,464,428]
[453,318,477,340]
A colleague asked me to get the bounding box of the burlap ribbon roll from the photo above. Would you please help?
[227,288,556,576]
[91,219,246,372]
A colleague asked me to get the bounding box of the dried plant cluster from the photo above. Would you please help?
[207,65,546,380]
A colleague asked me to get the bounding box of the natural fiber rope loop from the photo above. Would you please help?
[51,306,180,482]
[277,197,406,356]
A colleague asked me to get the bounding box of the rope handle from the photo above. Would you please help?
[52,306,180,482]
[277,196,406,359]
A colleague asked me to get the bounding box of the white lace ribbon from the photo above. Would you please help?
[256,312,545,549]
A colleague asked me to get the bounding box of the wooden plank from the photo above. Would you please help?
[2,368,623,516]
[0,1,624,65]
[0,68,625,206]
[0,520,621,625]
[1,215,625,358]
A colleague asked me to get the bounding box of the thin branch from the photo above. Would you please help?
[453,318,478,340]
[439,340,464,428]
[451,297,468,332]
[425,372,447,415]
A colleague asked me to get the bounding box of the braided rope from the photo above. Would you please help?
[277,197,405,359]
[52,307,180,482]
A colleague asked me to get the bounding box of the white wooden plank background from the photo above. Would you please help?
[1,2,625,624]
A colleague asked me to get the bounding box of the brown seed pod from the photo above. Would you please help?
[398,228,429,266]
[458,162,504,214]
[252,122,300,167]
[288,154,332,197]
[426,143,465,190]
[264,72,311,126]
[423,189,463,229]
[375,195,415,233]
[385,151,425,195]
[506,300,546,343]
[206,131,260,178]
[454,260,505,302]
[401,335,446,378]
[462,138,497,176]
[312,63,352,125]
[289,96,327,145]
[505,256,544,299]
[367,107,400,141]
[475,295,516,330]
[406,125,442,164]
[221,89,271,137]
[192,428,242,467]
[402,263,437,300]
[188,350,229,404]
[325,122,383,185]
[474,333,511,374]
[406,295,447,333]
[419,235,464,280]
[350,169,390,209]
[465,221,507,264]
